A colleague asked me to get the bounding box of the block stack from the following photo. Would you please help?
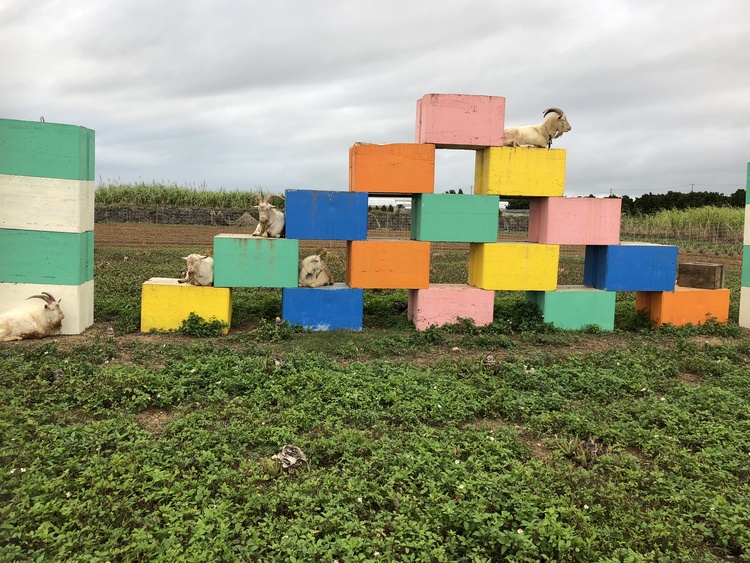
[0,118,95,334]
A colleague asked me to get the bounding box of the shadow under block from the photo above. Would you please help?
[411,193,499,242]
[141,278,232,334]
[0,280,94,334]
[677,262,725,289]
[584,244,678,292]
[526,286,616,331]
[528,197,621,245]
[474,147,566,197]
[348,143,435,194]
[213,235,299,288]
[468,242,559,291]
[347,240,430,289]
[0,175,94,233]
[415,93,505,148]
[282,284,364,331]
[636,287,730,327]
[0,229,94,285]
[285,190,368,240]
[0,118,95,181]
[407,284,494,331]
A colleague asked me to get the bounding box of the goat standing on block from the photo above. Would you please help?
[178,254,214,286]
[0,292,65,341]
[251,193,285,238]
[503,108,571,148]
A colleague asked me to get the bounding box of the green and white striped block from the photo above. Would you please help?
[0,118,95,335]
[740,163,750,328]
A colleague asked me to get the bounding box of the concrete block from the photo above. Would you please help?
[411,193,499,242]
[474,147,566,197]
[0,280,94,335]
[528,197,621,245]
[0,229,94,285]
[469,242,559,291]
[526,285,616,331]
[0,118,95,180]
[740,287,750,328]
[282,283,364,331]
[347,240,430,289]
[584,243,677,292]
[0,175,94,233]
[677,262,725,289]
[415,93,505,148]
[141,277,232,333]
[636,287,730,327]
[213,234,298,288]
[349,143,435,194]
[407,283,494,330]
[285,190,368,240]
[744,246,750,287]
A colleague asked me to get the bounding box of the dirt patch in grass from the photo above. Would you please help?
[136,408,174,437]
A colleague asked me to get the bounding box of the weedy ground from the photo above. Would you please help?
[1,248,749,561]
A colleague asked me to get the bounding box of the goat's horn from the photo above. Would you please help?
[263,193,285,204]
[27,294,54,304]
[543,108,564,117]
[250,192,263,205]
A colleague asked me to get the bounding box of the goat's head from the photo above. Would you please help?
[27,292,65,321]
[542,108,571,137]
[254,193,284,224]
[182,254,209,273]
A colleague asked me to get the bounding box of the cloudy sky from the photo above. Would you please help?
[2,1,749,198]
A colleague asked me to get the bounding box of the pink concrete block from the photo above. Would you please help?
[528,197,622,245]
[415,94,505,149]
[408,283,495,330]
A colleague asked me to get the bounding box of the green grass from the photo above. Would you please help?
[2,247,749,561]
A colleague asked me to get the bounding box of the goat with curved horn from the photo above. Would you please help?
[503,107,572,148]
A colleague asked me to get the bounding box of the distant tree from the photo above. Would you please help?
[388,204,394,212]
[447,189,456,194]
[729,189,746,207]
[458,188,464,194]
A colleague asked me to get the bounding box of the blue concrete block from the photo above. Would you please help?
[285,190,368,240]
[282,283,364,331]
[584,243,677,291]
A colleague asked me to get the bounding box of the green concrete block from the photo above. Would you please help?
[411,193,499,242]
[213,234,299,288]
[0,118,95,180]
[0,229,94,285]
[526,285,616,331]
[743,245,750,286]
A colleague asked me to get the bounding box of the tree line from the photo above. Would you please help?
[504,189,746,214]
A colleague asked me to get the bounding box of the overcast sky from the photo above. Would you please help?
[2,1,749,198]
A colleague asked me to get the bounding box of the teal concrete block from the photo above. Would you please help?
[526,285,616,331]
[213,234,299,288]
[0,119,95,180]
[743,245,750,287]
[0,228,93,285]
[411,193,499,242]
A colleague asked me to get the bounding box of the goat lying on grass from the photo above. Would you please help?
[503,107,571,148]
[0,292,64,341]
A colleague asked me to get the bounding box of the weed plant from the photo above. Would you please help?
[1,246,749,560]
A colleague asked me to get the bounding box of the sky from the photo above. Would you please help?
[2,1,749,199]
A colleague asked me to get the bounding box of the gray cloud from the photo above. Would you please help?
[2,0,748,197]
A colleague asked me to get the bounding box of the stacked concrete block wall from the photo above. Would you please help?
[0,118,95,334]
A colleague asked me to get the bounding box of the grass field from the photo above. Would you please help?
[2,239,750,560]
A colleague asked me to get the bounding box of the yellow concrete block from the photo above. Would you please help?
[469,242,559,290]
[141,277,232,333]
[474,147,566,197]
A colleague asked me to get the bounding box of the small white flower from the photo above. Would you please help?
[9,468,15,474]
[66,492,72,498]
[458,484,465,490]
[455,460,460,464]
[283,535,289,540]
[374,552,380,557]
[437,404,442,409]
[216,380,222,385]
[357,497,363,503]
[660,397,665,402]
[20,468,26,473]
[517,528,523,534]
[584,504,589,510]
[488,436,495,441]
[190,368,196,373]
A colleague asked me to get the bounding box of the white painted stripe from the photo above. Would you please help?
[0,174,94,233]
[0,280,94,335]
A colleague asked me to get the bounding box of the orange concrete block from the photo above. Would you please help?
[347,240,430,289]
[349,143,435,194]
[636,286,730,327]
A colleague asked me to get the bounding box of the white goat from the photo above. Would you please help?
[251,193,285,238]
[298,254,334,288]
[503,108,571,148]
[0,292,65,341]
[178,254,214,286]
